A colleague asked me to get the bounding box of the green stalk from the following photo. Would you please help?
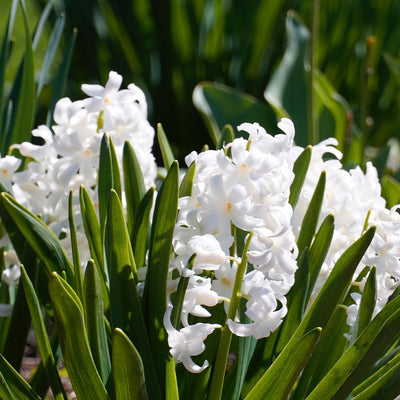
[208,232,254,400]
[308,0,320,145]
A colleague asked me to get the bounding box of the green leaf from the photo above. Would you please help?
[351,349,400,400]
[244,328,321,400]
[0,369,15,400]
[84,261,112,387]
[47,27,78,125]
[218,124,235,149]
[296,171,326,256]
[123,141,146,234]
[98,134,122,234]
[131,186,154,270]
[307,214,335,300]
[275,249,310,353]
[0,354,41,400]
[112,328,148,400]
[350,266,377,343]
[105,190,162,400]
[7,0,35,148]
[20,266,66,400]
[68,191,83,301]
[157,123,175,169]
[292,305,349,400]
[179,161,196,198]
[49,273,110,400]
[79,186,109,309]
[291,226,375,345]
[289,145,312,208]
[381,175,400,209]
[306,290,400,400]
[36,13,65,98]
[0,193,74,284]
[193,82,277,147]
[143,161,179,392]
[264,11,310,147]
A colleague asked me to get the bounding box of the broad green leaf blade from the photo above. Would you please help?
[0,193,74,284]
[47,27,78,125]
[296,171,326,256]
[291,227,375,344]
[49,273,110,400]
[0,354,41,400]
[293,305,348,400]
[20,266,66,400]
[157,123,175,169]
[143,161,179,391]
[98,134,121,234]
[264,11,310,147]
[289,146,312,208]
[84,261,111,387]
[68,191,83,301]
[306,292,400,400]
[179,161,196,198]
[79,186,109,309]
[131,186,154,270]
[193,82,277,146]
[0,369,15,400]
[112,328,148,400]
[36,13,65,98]
[350,266,377,343]
[123,141,146,234]
[351,349,400,400]
[307,214,335,300]
[275,250,310,353]
[8,0,35,148]
[244,328,321,400]
[105,190,162,400]
[165,358,179,400]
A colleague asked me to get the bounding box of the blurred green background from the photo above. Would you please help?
[2,0,400,186]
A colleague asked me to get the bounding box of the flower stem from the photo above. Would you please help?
[208,232,253,400]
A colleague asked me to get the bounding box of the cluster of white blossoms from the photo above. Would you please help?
[0,71,157,305]
[164,121,400,373]
[292,138,400,323]
[164,119,299,372]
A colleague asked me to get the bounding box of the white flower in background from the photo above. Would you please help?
[0,71,157,266]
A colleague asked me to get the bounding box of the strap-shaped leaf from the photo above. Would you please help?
[131,187,154,270]
[98,134,122,234]
[123,141,146,233]
[294,226,375,342]
[0,193,74,284]
[112,328,148,400]
[0,354,41,400]
[293,305,348,400]
[143,161,179,391]
[49,273,110,400]
[306,292,400,400]
[218,124,235,149]
[84,261,111,387]
[275,249,310,353]
[157,123,175,169]
[105,190,162,400]
[79,186,108,308]
[289,145,312,208]
[20,266,66,400]
[179,161,196,198]
[68,190,83,301]
[307,213,334,300]
[244,328,321,400]
[296,171,326,256]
